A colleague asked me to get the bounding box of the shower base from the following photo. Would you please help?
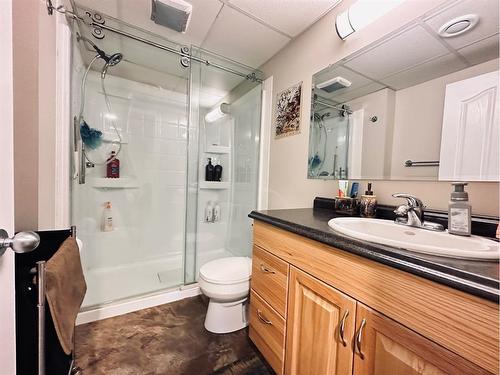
[82,255,184,308]
[77,255,199,325]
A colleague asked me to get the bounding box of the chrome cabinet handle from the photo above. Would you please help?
[355,319,367,359]
[339,310,349,346]
[257,309,272,325]
[260,264,275,274]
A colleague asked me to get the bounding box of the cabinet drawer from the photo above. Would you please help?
[251,246,288,317]
[249,290,286,375]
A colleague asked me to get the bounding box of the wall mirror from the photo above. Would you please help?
[308,0,499,182]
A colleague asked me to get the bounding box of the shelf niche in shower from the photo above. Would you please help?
[199,181,230,190]
[206,145,231,154]
[91,177,140,189]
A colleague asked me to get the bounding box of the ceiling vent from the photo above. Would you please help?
[151,0,192,33]
[316,77,352,93]
[438,14,479,38]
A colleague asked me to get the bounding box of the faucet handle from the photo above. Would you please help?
[392,193,424,209]
[394,204,410,216]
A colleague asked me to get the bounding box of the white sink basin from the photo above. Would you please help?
[328,217,500,260]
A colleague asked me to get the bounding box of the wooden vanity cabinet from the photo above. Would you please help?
[285,267,356,375]
[353,304,491,375]
[249,221,499,375]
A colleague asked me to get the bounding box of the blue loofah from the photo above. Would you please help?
[310,154,322,169]
[80,121,103,150]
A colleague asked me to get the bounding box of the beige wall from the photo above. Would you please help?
[13,0,39,231]
[260,0,499,215]
[13,0,57,231]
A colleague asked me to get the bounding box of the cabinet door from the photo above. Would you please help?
[285,267,356,375]
[353,303,492,375]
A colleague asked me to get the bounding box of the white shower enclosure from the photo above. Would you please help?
[69,9,263,310]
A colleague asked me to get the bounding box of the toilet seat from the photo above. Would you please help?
[199,257,252,285]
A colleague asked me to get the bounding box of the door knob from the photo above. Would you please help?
[0,229,40,257]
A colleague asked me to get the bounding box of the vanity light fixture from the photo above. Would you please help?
[438,14,479,38]
[205,103,230,123]
[335,0,405,40]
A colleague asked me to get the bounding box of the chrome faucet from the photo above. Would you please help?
[392,193,444,232]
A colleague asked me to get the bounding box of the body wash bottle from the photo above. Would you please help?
[205,201,214,222]
[102,202,113,232]
[213,203,221,222]
[448,182,471,236]
[214,159,223,182]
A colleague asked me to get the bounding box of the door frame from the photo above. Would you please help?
[0,0,17,372]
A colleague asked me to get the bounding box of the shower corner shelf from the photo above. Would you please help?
[91,177,140,189]
[199,181,230,190]
[206,145,231,154]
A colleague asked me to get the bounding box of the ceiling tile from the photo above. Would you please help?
[202,5,291,67]
[336,82,386,103]
[380,53,468,90]
[225,0,342,37]
[344,25,449,80]
[425,0,499,50]
[458,33,500,65]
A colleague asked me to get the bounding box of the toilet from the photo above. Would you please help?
[199,257,252,334]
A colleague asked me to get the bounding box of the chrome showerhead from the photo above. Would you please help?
[107,53,123,67]
[101,53,123,79]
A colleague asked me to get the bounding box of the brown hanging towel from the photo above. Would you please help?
[44,237,87,355]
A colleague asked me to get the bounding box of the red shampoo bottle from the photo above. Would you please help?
[106,151,120,178]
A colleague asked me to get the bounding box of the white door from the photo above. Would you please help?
[439,70,500,181]
[0,0,17,373]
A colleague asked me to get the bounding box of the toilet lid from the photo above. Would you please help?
[199,257,252,285]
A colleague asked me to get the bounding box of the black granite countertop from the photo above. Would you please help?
[249,207,500,303]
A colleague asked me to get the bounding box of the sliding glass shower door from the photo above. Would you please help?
[185,48,263,282]
[70,16,191,308]
[70,7,263,308]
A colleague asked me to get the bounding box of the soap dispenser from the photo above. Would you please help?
[360,182,377,218]
[448,182,471,236]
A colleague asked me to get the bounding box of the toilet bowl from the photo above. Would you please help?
[199,257,252,334]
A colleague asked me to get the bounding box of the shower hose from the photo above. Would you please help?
[77,54,122,168]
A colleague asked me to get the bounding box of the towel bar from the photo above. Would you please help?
[404,159,440,167]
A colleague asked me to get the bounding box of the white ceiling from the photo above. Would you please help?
[70,0,342,68]
[314,0,499,104]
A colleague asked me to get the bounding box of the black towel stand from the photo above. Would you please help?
[15,226,82,375]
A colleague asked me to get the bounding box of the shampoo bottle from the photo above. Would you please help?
[106,151,120,178]
[102,201,113,232]
[205,158,214,181]
[448,182,471,236]
[214,159,223,182]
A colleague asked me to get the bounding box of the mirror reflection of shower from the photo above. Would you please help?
[308,96,351,179]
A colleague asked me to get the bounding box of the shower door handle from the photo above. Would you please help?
[0,229,40,257]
